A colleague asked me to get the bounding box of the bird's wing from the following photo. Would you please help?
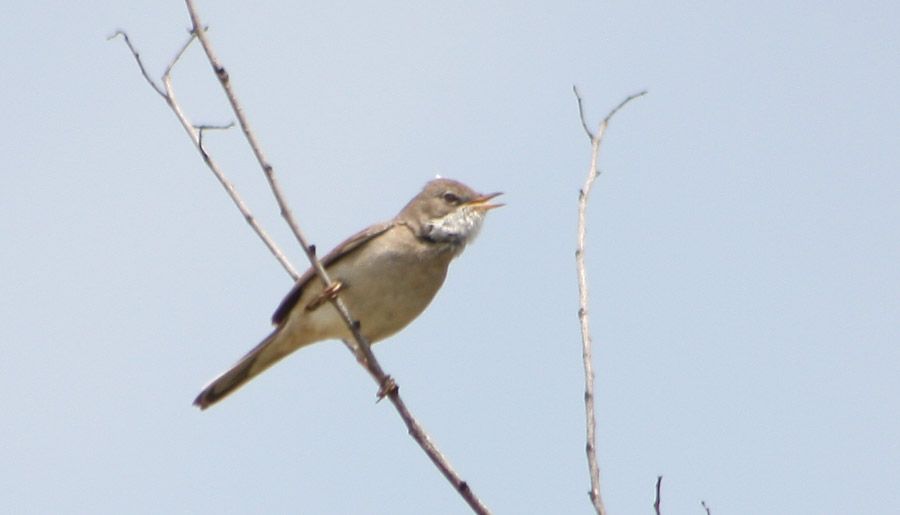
[270,221,397,325]
[193,222,399,409]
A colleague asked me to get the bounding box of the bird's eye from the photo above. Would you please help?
[442,192,460,204]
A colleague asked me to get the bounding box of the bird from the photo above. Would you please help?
[193,178,502,409]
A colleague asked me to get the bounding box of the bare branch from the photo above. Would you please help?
[108,30,166,98]
[163,28,197,78]
[604,91,648,126]
[197,122,236,157]
[195,122,236,131]
[574,87,646,515]
[111,30,301,281]
[701,500,712,515]
[654,476,663,515]
[573,85,595,140]
[182,6,306,252]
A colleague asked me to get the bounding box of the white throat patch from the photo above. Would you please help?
[425,206,486,254]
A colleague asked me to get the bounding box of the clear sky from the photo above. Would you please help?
[2,1,898,514]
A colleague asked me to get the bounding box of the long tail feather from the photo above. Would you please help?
[193,327,296,410]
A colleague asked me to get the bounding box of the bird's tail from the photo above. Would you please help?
[193,327,296,410]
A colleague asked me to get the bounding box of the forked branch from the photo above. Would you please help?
[107,30,300,281]
[573,86,646,515]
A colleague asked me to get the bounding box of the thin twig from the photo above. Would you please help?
[701,500,712,515]
[108,30,166,98]
[109,31,301,281]
[197,122,236,156]
[574,86,594,139]
[573,86,646,515]
[195,122,236,131]
[654,476,663,515]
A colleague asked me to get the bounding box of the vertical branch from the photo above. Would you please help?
[575,87,607,515]
[574,86,646,515]
[654,475,663,515]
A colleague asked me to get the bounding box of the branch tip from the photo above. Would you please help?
[603,90,648,126]
[573,85,595,140]
[654,476,663,515]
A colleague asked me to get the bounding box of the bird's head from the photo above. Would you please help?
[399,178,503,253]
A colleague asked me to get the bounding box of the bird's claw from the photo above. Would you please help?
[305,281,344,311]
[376,376,398,401]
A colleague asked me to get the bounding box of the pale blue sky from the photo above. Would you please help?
[2,2,898,514]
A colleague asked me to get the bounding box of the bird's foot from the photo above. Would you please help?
[377,375,398,401]
[305,281,344,311]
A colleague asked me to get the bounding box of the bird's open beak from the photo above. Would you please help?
[467,191,504,212]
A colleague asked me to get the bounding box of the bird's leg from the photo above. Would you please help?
[377,375,398,401]
[305,281,344,311]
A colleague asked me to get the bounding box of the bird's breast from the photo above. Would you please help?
[327,227,454,342]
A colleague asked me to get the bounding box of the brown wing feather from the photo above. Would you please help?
[270,222,396,325]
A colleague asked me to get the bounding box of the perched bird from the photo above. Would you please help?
[194,178,502,409]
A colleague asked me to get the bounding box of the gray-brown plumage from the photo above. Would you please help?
[193,178,501,409]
